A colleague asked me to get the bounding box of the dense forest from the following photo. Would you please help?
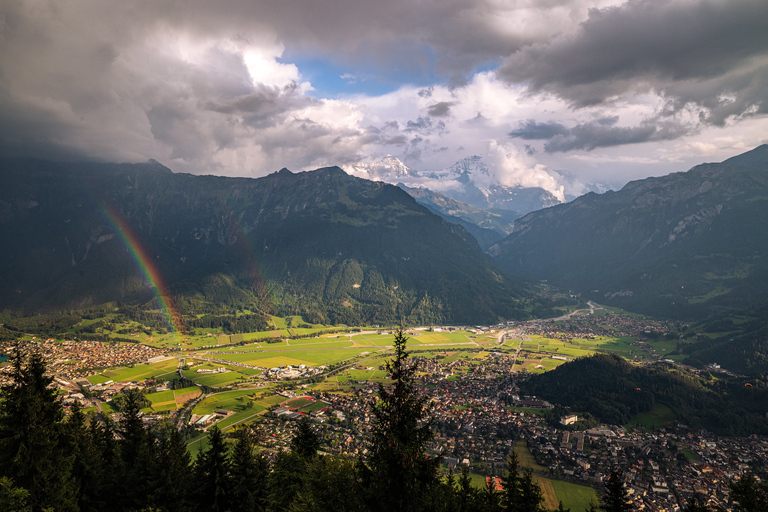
[521,353,768,436]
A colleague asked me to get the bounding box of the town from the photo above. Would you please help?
[0,308,762,511]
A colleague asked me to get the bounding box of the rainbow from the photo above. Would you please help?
[100,202,184,334]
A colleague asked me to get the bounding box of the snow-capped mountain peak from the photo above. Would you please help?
[344,156,411,181]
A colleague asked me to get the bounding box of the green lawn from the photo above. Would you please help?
[283,397,315,409]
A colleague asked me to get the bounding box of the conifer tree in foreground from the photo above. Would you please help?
[0,349,78,511]
[502,450,546,512]
[603,470,632,512]
[364,328,441,512]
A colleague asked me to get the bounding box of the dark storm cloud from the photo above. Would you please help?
[497,0,768,122]
[508,120,570,140]
[517,117,692,153]
[426,102,454,118]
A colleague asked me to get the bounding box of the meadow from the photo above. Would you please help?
[625,403,676,430]
[87,358,179,384]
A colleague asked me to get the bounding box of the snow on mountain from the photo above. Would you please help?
[343,155,566,215]
[344,155,411,181]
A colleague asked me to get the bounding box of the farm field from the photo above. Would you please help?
[193,389,258,415]
[87,358,179,384]
[184,370,246,387]
[144,386,202,412]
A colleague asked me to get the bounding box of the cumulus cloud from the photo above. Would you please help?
[497,0,768,125]
[485,141,565,201]
[1,0,767,193]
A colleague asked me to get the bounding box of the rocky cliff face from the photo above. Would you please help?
[489,145,768,318]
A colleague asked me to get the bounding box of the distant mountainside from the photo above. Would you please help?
[521,353,768,435]
[345,156,563,216]
[0,159,534,326]
[489,145,768,318]
[395,184,519,249]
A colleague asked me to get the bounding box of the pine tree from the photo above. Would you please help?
[0,477,29,512]
[518,469,546,512]
[0,349,78,511]
[502,451,522,511]
[484,477,502,512]
[502,450,545,512]
[67,402,108,512]
[603,470,632,512]
[116,388,152,511]
[146,421,194,512]
[457,464,479,512]
[228,426,268,512]
[195,427,231,512]
[287,456,365,512]
[291,419,320,459]
[730,473,768,512]
[365,328,440,512]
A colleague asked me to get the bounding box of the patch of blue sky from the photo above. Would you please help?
[281,44,443,98]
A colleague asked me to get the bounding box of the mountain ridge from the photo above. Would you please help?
[0,158,534,325]
[489,145,768,318]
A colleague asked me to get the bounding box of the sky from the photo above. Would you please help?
[1,0,767,198]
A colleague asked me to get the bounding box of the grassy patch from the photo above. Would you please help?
[146,390,175,404]
[549,478,599,510]
[193,389,258,415]
[626,403,676,430]
[532,475,559,510]
[91,359,179,383]
[514,440,547,472]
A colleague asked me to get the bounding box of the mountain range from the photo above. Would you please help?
[488,145,768,319]
[345,155,563,216]
[0,159,537,326]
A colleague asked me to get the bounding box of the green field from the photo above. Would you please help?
[256,394,288,408]
[193,389,259,415]
[283,397,315,409]
[146,390,174,404]
[88,359,179,383]
[514,440,548,472]
[547,477,599,510]
[626,403,676,430]
[187,371,245,387]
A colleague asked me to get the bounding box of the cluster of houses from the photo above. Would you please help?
[0,339,163,385]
